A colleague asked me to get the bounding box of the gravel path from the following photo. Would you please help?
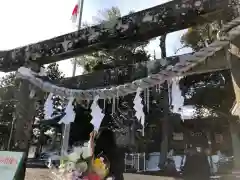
[25,169,179,180]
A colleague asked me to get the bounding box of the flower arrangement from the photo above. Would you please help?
[50,133,110,180]
[50,142,91,180]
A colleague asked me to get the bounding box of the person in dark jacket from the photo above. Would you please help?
[183,130,211,180]
[94,129,124,180]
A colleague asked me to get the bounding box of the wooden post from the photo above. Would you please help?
[11,64,38,179]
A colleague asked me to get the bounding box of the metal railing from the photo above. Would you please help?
[124,153,146,172]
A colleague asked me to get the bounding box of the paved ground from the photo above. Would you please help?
[123,174,178,180]
[25,169,52,180]
[25,168,179,180]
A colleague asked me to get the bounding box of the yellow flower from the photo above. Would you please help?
[92,158,109,178]
[94,158,103,168]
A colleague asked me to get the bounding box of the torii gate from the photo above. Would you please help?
[1,0,239,178]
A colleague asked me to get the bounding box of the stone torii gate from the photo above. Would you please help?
[0,0,238,178]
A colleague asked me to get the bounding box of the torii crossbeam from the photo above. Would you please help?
[0,0,229,72]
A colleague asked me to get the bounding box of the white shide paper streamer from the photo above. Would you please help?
[58,97,76,124]
[170,77,185,121]
[133,88,145,136]
[44,93,54,120]
[90,96,105,132]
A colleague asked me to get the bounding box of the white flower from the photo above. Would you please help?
[82,146,91,159]
[75,161,88,172]
[81,141,92,159]
[73,146,83,155]
[83,142,89,147]
[67,152,80,162]
[106,177,113,180]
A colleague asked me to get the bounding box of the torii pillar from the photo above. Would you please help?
[226,40,240,175]
[11,63,39,180]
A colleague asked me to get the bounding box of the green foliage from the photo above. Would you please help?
[180,9,236,51]
[45,63,65,117]
[179,70,235,117]
[181,22,220,51]
[92,6,121,23]
[46,63,65,81]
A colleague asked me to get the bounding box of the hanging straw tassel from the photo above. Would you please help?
[142,116,145,136]
[147,88,150,113]
[103,99,106,111]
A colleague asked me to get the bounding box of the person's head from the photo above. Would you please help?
[69,104,93,146]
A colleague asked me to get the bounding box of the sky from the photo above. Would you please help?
[0,0,192,77]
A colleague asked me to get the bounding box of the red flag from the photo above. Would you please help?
[71,1,80,23]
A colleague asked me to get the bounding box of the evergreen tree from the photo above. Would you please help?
[179,70,235,117]
[45,63,65,117]
[180,5,237,52]
[0,63,65,149]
